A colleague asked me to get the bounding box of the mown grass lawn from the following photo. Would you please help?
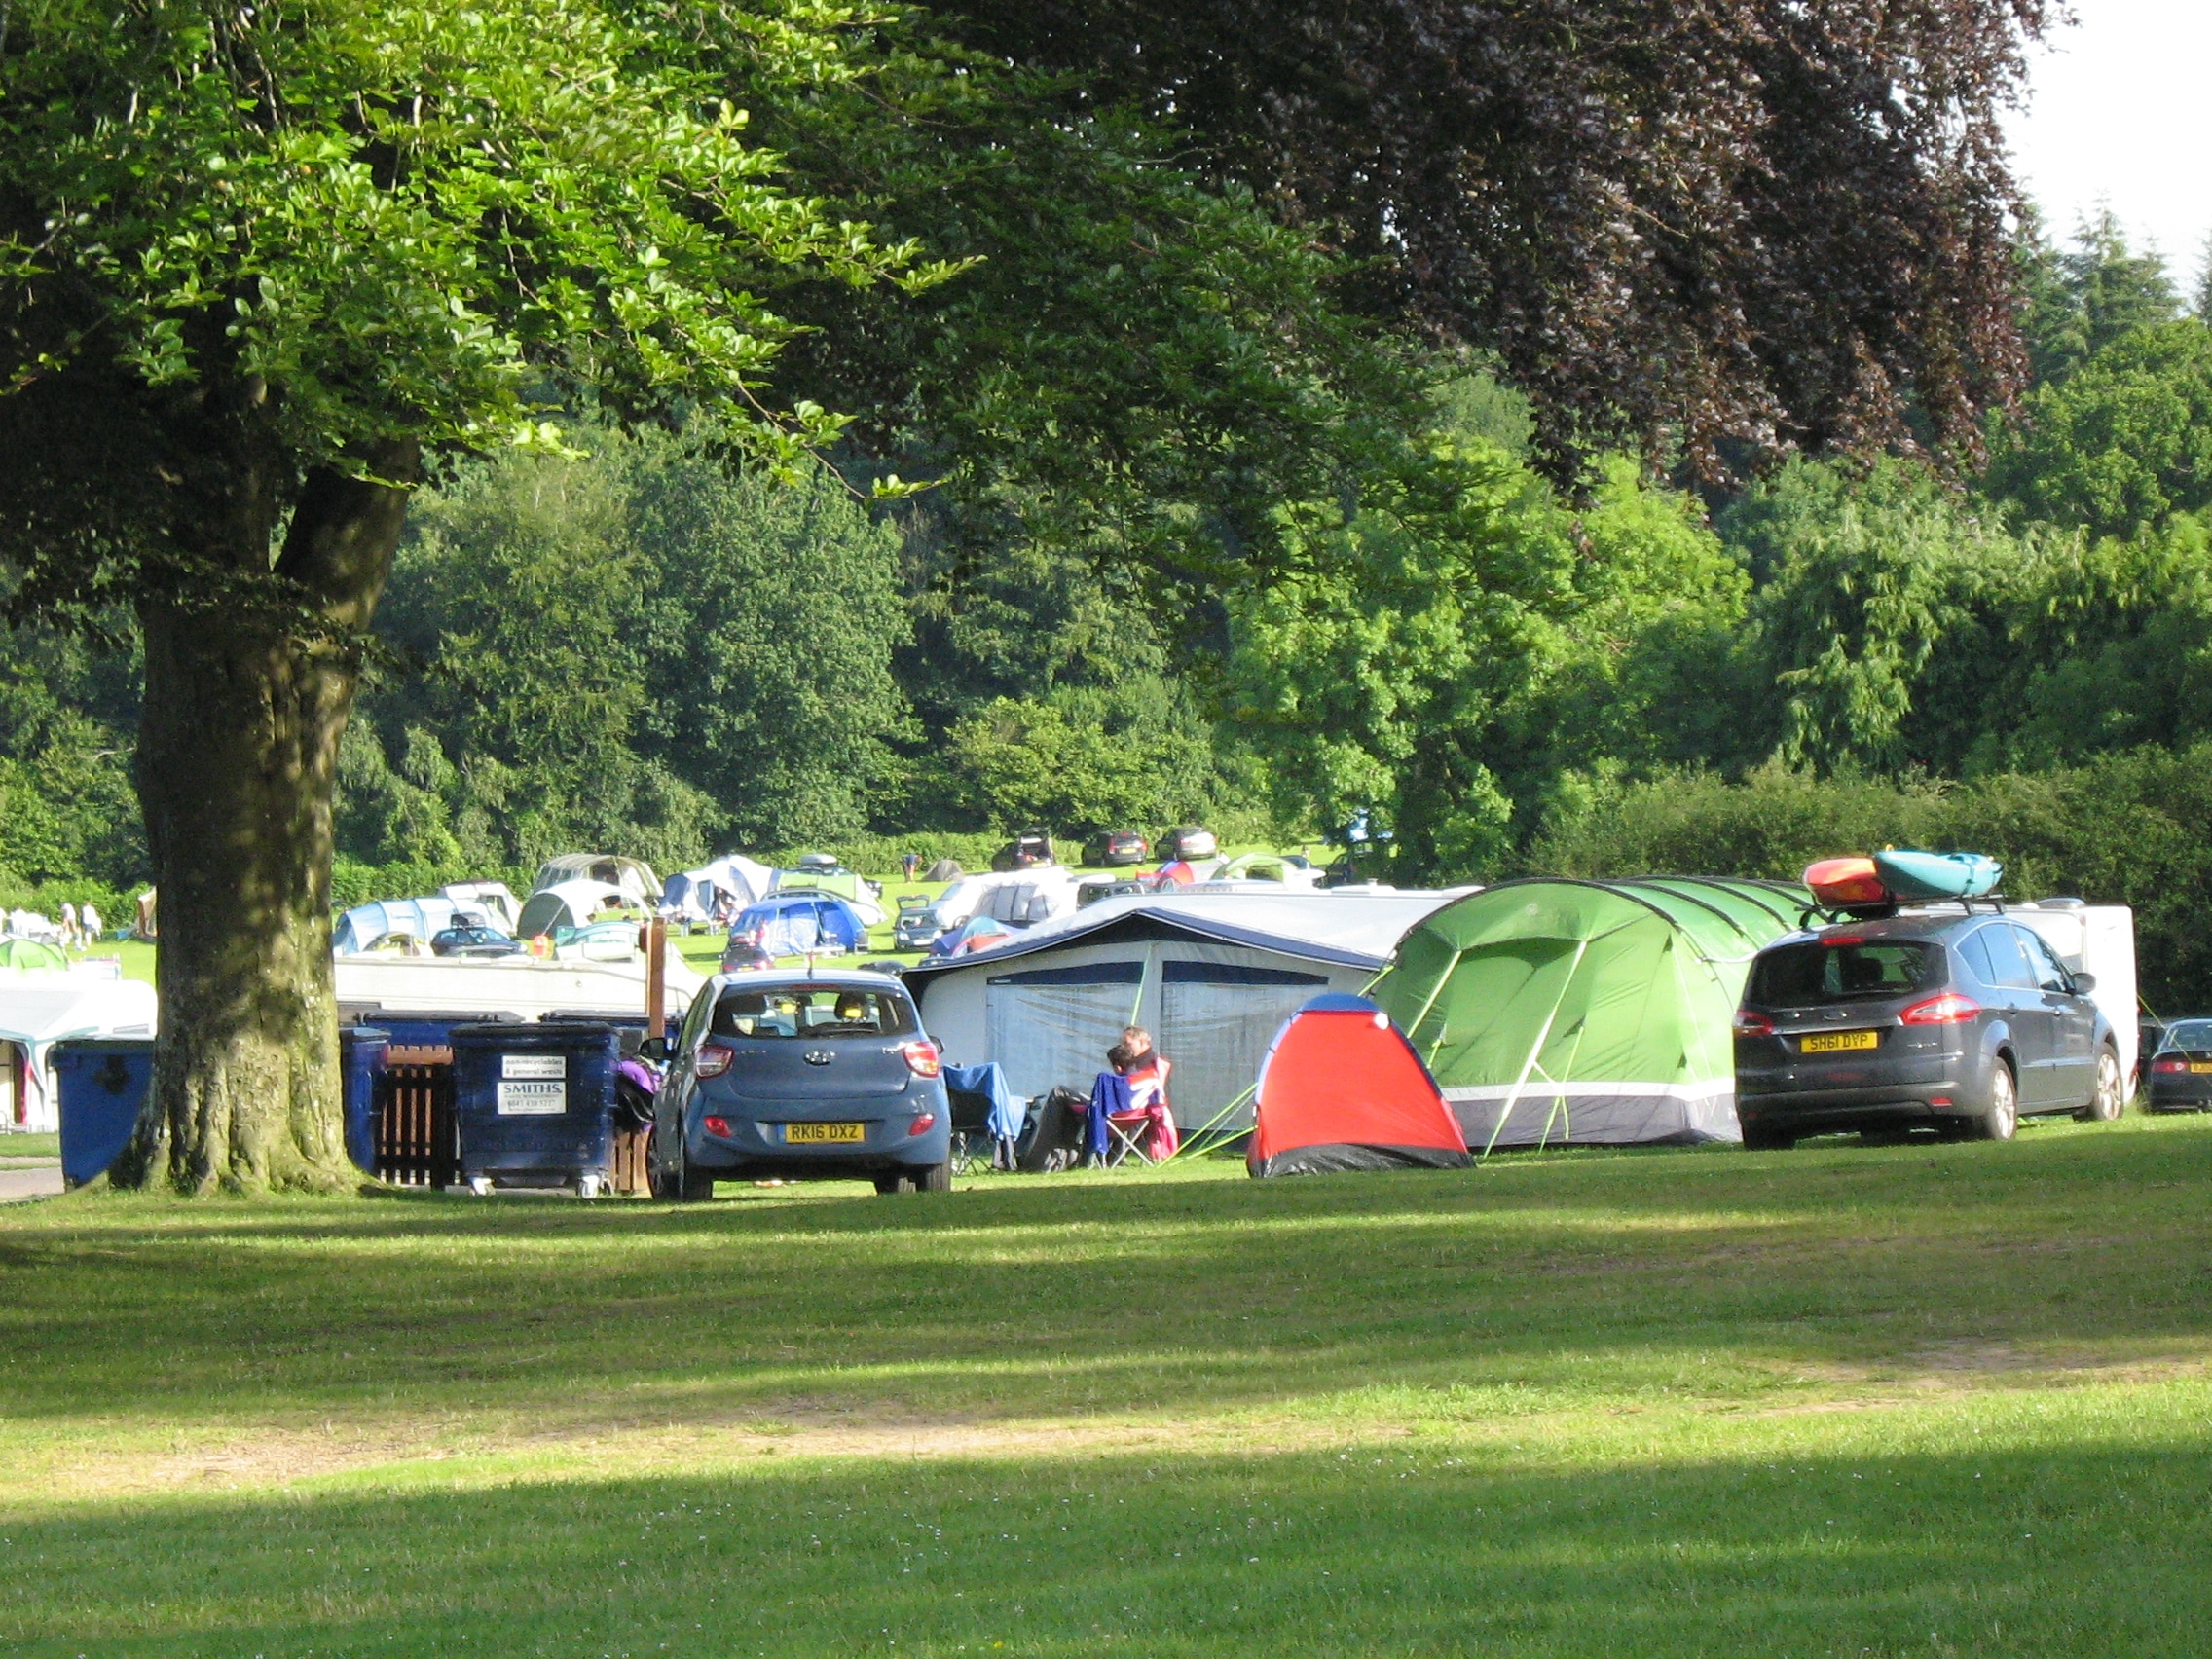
[3,1114,2209,1656]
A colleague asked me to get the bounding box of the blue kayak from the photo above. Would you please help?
[1873,849,2002,902]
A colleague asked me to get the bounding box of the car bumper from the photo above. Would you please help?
[2145,1082,2212,1112]
[689,1093,951,1174]
[1737,1074,1982,1134]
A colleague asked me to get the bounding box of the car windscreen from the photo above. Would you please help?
[1748,940,1945,1005]
[2162,1019,2212,1051]
[712,986,917,1040]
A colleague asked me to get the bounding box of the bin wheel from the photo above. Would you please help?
[574,1174,604,1199]
[467,1175,494,1197]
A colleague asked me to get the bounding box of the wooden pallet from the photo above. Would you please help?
[375,1046,457,1188]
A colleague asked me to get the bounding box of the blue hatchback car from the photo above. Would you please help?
[649,971,952,1198]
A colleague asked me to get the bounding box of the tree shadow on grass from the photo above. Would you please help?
[2,1122,2208,1436]
[6,1431,2211,1657]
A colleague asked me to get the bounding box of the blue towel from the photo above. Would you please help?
[941,1060,1025,1142]
[1087,1071,1133,1157]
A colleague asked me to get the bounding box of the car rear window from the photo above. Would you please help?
[2162,1019,2212,1051]
[1748,940,1945,1005]
[712,986,916,1040]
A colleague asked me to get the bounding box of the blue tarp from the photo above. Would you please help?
[728,894,868,957]
[942,1060,1025,1142]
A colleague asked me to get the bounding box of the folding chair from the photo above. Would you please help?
[1102,1105,1161,1166]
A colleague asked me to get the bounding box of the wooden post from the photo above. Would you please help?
[645,917,667,1042]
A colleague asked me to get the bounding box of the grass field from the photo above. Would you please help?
[3,1115,2209,1655]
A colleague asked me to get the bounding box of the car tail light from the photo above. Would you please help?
[695,1043,735,1079]
[901,1041,941,1079]
[703,1115,734,1137]
[909,1113,937,1135]
[1899,992,1980,1026]
[1733,1010,1774,1037]
[2153,1056,2189,1074]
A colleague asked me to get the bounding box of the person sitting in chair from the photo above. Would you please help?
[1082,1043,1136,1168]
[1120,1025,1178,1159]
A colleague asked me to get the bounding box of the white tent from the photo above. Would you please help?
[662,856,775,925]
[514,878,636,940]
[0,977,159,1133]
[903,890,1465,1134]
[530,855,660,907]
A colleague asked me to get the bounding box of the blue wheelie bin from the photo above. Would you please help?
[450,1021,618,1196]
[338,1025,389,1175]
[52,1037,156,1188]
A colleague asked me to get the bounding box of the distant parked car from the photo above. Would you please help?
[719,940,776,974]
[1734,910,2123,1148]
[430,923,522,959]
[2144,1016,2212,1112]
[1084,830,1150,867]
[990,830,1056,872]
[1157,826,1218,862]
[1077,876,1149,908]
[648,971,951,1198]
[893,893,945,951]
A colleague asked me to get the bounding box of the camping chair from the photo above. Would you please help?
[1104,1058,1177,1166]
[1102,1104,1162,1166]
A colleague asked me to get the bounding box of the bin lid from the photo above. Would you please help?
[50,1035,158,1057]
[345,1024,391,1043]
[451,1020,615,1048]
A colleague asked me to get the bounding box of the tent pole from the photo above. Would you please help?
[1160,1083,1256,1162]
[1482,938,1588,1160]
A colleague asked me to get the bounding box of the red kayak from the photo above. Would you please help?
[1802,856,1891,908]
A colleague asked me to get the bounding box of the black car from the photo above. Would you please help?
[1084,830,1150,866]
[430,923,522,958]
[1734,911,2123,1148]
[989,830,1055,872]
[2144,1016,2212,1111]
[1157,825,1218,862]
[648,971,952,1198]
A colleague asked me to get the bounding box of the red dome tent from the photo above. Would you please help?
[1248,995,1470,1177]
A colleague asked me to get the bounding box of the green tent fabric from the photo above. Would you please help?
[1374,878,1810,1151]
[0,938,68,973]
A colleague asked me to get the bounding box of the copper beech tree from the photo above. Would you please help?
[0,0,952,1192]
[935,0,2055,475]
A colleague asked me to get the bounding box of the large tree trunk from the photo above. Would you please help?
[114,443,418,1194]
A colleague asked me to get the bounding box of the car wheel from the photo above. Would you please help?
[1967,1060,2019,1142]
[656,1117,713,1201]
[874,1172,916,1195]
[1740,1123,1794,1152]
[914,1161,952,1193]
[2075,1046,2125,1123]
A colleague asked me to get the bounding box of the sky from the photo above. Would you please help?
[2004,0,2212,288]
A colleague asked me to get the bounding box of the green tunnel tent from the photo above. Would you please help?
[1374,878,1810,1150]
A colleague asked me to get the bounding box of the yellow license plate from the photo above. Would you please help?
[1800,1030,1881,1054]
[784,1122,866,1145]
[2190,1063,2212,1075]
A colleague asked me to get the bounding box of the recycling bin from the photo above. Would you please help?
[450,1021,618,1196]
[52,1037,155,1188]
[339,1025,389,1175]
[344,1010,522,1051]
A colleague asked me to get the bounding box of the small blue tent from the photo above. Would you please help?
[728,894,868,957]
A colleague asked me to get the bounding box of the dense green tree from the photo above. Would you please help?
[2019,208,2181,387]
[0,625,146,886]
[0,0,945,1191]
[1223,445,1745,878]
[937,676,1234,836]
[1720,458,2020,776]
[1989,321,2212,537]
[630,441,911,847]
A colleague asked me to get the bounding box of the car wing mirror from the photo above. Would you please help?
[2069,972,2097,995]
[639,1036,670,1061]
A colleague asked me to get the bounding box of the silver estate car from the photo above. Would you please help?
[649,971,953,1198]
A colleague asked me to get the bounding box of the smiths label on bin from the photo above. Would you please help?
[502,1054,567,1080]
[497,1080,568,1116]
